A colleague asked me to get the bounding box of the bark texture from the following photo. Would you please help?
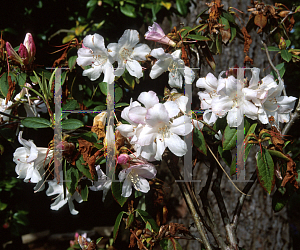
[158,0,292,249]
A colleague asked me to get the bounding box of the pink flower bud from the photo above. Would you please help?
[118,154,130,165]
[6,42,23,64]
[23,33,36,63]
[18,43,28,58]
[145,22,176,47]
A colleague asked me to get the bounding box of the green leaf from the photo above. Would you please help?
[193,129,207,155]
[62,100,78,119]
[160,239,169,250]
[126,213,135,229]
[122,70,135,89]
[229,27,236,43]
[0,72,14,98]
[246,123,257,137]
[230,155,237,176]
[99,82,107,95]
[261,46,280,51]
[81,184,89,201]
[186,34,210,41]
[270,62,286,79]
[176,0,188,16]
[68,55,78,71]
[272,188,290,212]
[21,117,52,128]
[0,202,8,211]
[268,149,290,161]
[256,147,275,194]
[120,3,136,18]
[96,237,103,244]
[66,167,80,195]
[112,181,128,207]
[222,12,235,23]
[222,125,237,151]
[16,72,27,87]
[220,17,230,30]
[135,190,143,198]
[87,0,97,8]
[115,102,129,108]
[218,145,232,167]
[62,119,84,130]
[213,116,227,133]
[180,26,192,38]
[113,211,125,241]
[280,50,292,62]
[115,87,123,103]
[286,40,291,48]
[136,209,159,232]
[13,212,29,226]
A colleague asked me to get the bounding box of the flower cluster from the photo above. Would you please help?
[197,68,297,127]
[117,91,193,161]
[76,29,151,84]
[6,33,36,69]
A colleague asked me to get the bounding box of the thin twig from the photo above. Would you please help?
[260,40,287,96]
[163,153,212,249]
[266,11,294,39]
[212,166,238,250]
[232,171,257,230]
[0,111,25,120]
[130,229,149,250]
[199,163,227,250]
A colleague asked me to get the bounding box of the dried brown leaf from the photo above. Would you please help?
[254,13,268,29]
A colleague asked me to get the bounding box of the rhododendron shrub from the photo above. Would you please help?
[1,1,300,249]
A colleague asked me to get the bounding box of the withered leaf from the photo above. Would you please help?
[6,75,15,104]
[220,28,231,44]
[241,27,252,54]
[254,13,268,31]
[281,156,298,189]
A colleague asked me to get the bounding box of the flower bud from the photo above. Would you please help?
[18,43,28,59]
[117,153,130,165]
[278,37,286,50]
[6,42,23,64]
[23,33,36,63]
[145,22,176,47]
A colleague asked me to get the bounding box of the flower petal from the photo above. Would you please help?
[165,134,187,157]
[126,60,143,78]
[138,91,159,109]
[121,177,133,197]
[131,44,151,61]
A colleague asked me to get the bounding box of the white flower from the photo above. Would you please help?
[77,33,114,83]
[0,98,12,122]
[108,29,151,78]
[258,78,297,124]
[136,102,193,160]
[211,73,258,127]
[46,174,83,215]
[89,165,112,202]
[150,48,195,89]
[196,73,219,125]
[13,131,53,186]
[118,157,157,197]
